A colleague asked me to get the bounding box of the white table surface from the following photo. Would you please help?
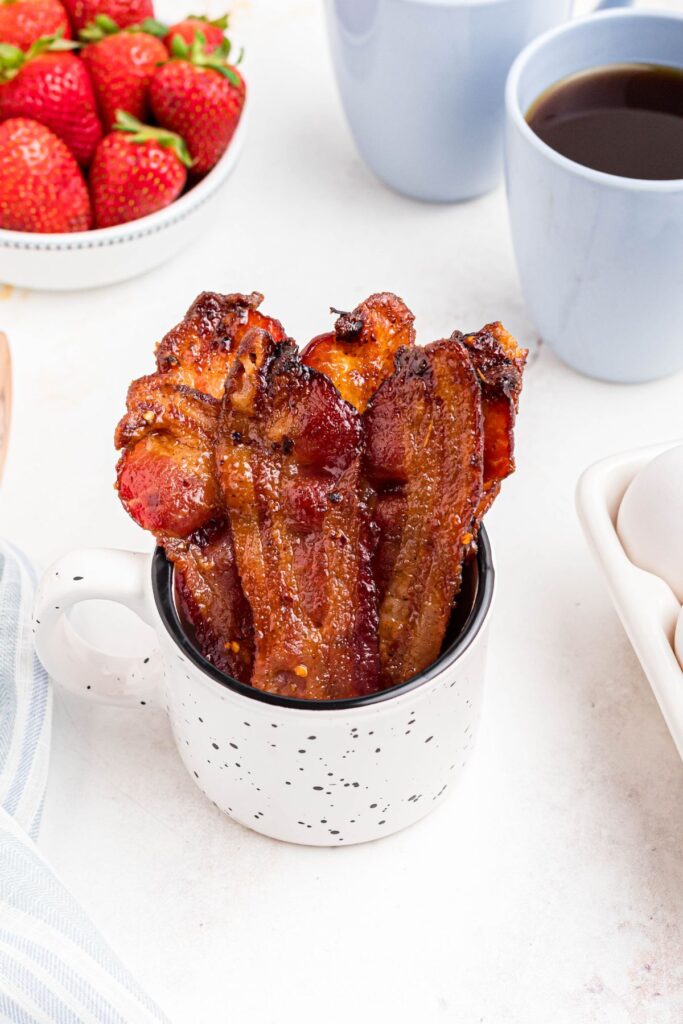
[2,1,683,1021]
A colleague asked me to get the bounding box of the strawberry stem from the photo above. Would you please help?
[113,110,194,169]
[169,30,241,85]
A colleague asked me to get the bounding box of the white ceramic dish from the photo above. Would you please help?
[576,441,683,759]
[0,98,249,291]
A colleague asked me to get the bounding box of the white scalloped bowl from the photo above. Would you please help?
[0,99,248,291]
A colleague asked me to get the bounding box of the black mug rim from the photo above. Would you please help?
[151,525,495,711]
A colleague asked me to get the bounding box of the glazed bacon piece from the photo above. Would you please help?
[155,290,287,399]
[115,291,288,682]
[165,523,253,683]
[115,291,288,534]
[364,337,484,688]
[301,292,415,413]
[216,328,380,700]
[115,376,221,538]
[461,322,527,522]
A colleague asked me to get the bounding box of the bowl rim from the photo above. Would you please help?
[151,525,495,711]
[0,94,249,251]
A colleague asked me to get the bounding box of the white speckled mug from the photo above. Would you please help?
[33,531,494,846]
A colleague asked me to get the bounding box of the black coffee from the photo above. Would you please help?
[526,63,683,180]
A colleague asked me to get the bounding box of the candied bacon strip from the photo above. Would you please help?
[301,292,415,412]
[216,328,379,700]
[164,522,253,683]
[155,291,287,399]
[115,291,288,677]
[460,322,527,522]
[115,377,221,538]
[364,338,484,687]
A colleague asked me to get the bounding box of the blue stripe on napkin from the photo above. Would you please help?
[0,542,169,1024]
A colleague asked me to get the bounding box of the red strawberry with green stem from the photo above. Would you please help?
[163,15,229,55]
[0,33,102,165]
[80,15,167,131]
[62,0,153,34]
[150,32,244,176]
[90,110,191,228]
[0,117,91,232]
[0,0,71,51]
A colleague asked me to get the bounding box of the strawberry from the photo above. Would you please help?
[80,16,167,131]
[0,117,91,231]
[0,34,102,165]
[62,0,152,34]
[0,0,71,50]
[90,110,191,228]
[150,33,244,176]
[163,15,228,55]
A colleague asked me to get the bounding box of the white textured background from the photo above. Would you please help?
[2,0,683,1021]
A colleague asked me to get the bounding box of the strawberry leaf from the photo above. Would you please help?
[113,110,194,169]
[169,29,242,83]
[131,17,168,38]
[187,13,230,30]
[170,34,190,59]
[79,13,119,42]
[0,42,24,81]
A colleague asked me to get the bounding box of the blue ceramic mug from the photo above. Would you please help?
[324,0,630,203]
[505,9,683,383]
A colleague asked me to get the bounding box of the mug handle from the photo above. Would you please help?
[33,548,164,708]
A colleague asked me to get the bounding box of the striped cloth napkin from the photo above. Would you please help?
[0,541,169,1024]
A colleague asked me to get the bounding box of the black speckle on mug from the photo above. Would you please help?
[230,742,238,750]
[212,742,219,750]
[298,749,306,754]
[193,771,199,779]
[375,748,381,754]
[198,717,203,723]
[313,786,323,791]
[425,736,433,743]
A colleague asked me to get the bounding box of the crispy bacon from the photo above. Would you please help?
[115,377,221,538]
[215,328,379,700]
[460,322,527,522]
[165,522,253,683]
[155,291,287,399]
[364,338,484,687]
[115,292,288,676]
[301,292,415,412]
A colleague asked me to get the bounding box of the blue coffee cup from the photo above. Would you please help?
[324,0,630,203]
[505,9,683,383]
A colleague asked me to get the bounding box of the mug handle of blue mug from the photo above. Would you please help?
[592,0,633,9]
